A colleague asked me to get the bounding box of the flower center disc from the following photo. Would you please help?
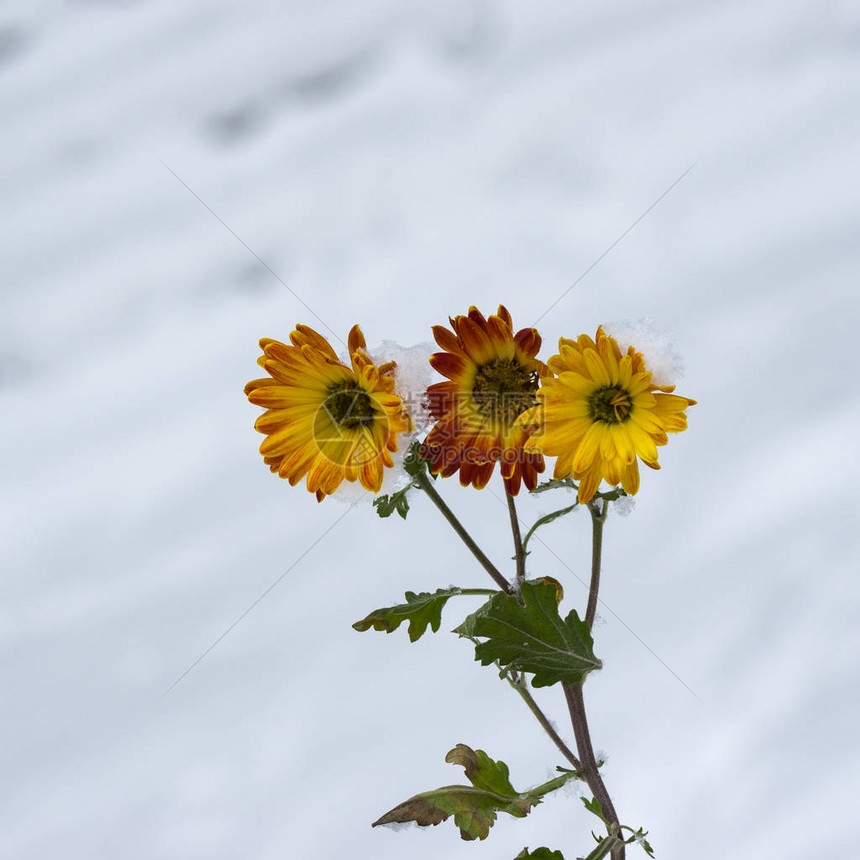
[472,358,538,422]
[587,385,632,424]
[324,383,376,429]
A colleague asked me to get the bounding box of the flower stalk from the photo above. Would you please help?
[412,468,514,595]
[507,670,581,771]
[585,498,608,630]
[564,682,625,860]
[506,490,527,587]
[565,499,624,859]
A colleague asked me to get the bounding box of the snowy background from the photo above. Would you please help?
[3,0,859,857]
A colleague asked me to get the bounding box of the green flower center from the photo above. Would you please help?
[587,385,632,424]
[472,358,539,423]
[324,382,376,429]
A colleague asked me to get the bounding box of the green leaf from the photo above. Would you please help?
[620,826,655,857]
[455,581,601,687]
[446,744,519,795]
[532,477,578,494]
[353,588,463,642]
[372,743,575,841]
[581,796,607,823]
[373,487,411,519]
[530,478,627,504]
[594,486,628,502]
[403,438,434,478]
[372,441,437,519]
[516,848,566,859]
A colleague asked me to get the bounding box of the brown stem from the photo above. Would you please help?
[567,498,623,858]
[564,682,625,860]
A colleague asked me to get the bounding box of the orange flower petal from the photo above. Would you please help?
[423,306,545,494]
[432,324,463,354]
[429,351,470,380]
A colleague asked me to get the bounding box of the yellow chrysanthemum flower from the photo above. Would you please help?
[519,326,695,504]
[420,305,546,495]
[244,324,413,501]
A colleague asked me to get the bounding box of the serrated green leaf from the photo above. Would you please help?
[581,796,606,823]
[403,438,434,478]
[595,487,627,502]
[455,581,601,687]
[353,588,463,642]
[373,487,411,519]
[445,744,519,796]
[454,606,478,639]
[372,744,575,841]
[530,478,626,504]
[621,826,655,857]
[516,848,566,859]
[372,441,436,519]
[532,477,578,494]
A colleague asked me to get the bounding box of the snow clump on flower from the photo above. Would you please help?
[604,318,684,386]
[330,340,434,504]
[373,340,435,434]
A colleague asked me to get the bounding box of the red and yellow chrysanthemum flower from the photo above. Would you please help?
[519,326,695,504]
[245,324,412,501]
[420,305,546,495]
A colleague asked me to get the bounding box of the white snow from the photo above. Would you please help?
[374,339,435,433]
[375,820,426,833]
[604,318,685,387]
[2,2,859,859]
[610,495,636,518]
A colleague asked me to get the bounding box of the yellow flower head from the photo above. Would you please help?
[244,324,413,501]
[420,305,546,495]
[519,326,695,503]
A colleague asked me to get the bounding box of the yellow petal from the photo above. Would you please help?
[572,423,605,473]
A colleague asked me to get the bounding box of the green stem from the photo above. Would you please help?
[506,491,527,586]
[585,499,608,630]
[580,832,625,860]
[507,672,581,771]
[522,502,578,555]
[412,470,514,594]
